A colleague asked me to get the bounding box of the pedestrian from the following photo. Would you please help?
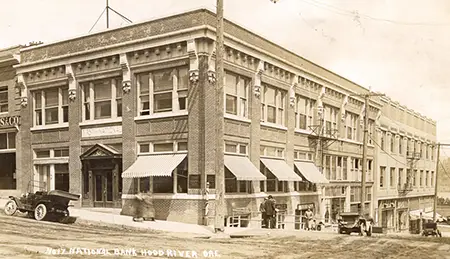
[265,195,276,229]
[305,207,313,231]
[134,190,155,222]
[260,197,268,228]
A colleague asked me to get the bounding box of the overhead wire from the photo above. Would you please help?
[369,134,408,166]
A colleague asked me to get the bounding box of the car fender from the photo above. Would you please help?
[8,196,24,209]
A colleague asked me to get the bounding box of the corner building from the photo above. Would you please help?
[15,9,396,225]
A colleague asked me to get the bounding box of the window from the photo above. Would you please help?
[345,113,358,141]
[425,170,429,186]
[178,142,188,151]
[399,137,402,155]
[138,158,188,194]
[153,143,174,153]
[343,157,347,180]
[420,170,423,187]
[390,168,395,187]
[366,186,372,201]
[54,149,69,157]
[224,143,247,155]
[34,149,69,192]
[261,84,285,125]
[225,72,249,117]
[390,135,395,153]
[398,168,404,187]
[82,78,122,121]
[33,86,69,126]
[295,95,313,130]
[137,67,188,116]
[431,146,434,160]
[294,151,306,160]
[0,132,16,150]
[260,163,286,193]
[426,145,429,159]
[261,146,284,157]
[55,164,69,192]
[380,166,386,187]
[325,156,331,180]
[324,105,338,137]
[35,150,50,158]
[381,131,385,150]
[0,86,8,112]
[413,170,418,186]
[368,121,374,144]
[138,141,187,154]
[431,171,434,187]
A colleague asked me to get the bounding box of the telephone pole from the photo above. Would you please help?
[106,0,110,28]
[352,91,384,217]
[214,0,225,233]
[433,143,440,221]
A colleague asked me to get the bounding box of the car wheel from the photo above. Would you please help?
[317,225,322,231]
[34,204,47,221]
[4,200,17,216]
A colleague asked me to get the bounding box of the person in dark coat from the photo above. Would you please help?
[265,195,277,229]
[260,197,268,228]
[133,191,155,222]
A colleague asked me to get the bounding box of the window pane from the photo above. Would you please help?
[225,144,237,153]
[94,80,112,100]
[45,88,59,107]
[54,149,69,157]
[178,68,189,90]
[84,104,90,120]
[0,133,6,149]
[55,164,69,192]
[117,99,122,117]
[225,95,237,115]
[225,73,237,95]
[35,110,42,125]
[35,92,42,108]
[83,85,90,102]
[45,108,59,124]
[154,92,172,112]
[179,97,187,110]
[140,95,150,115]
[154,70,174,92]
[240,98,247,117]
[265,87,276,106]
[139,74,150,94]
[153,143,174,152]
[7,132,15,149]
[62,106,69,123]
[140,144,150,153]
[239,78,247,98]
[178,142,188,151]
[267,106,276,123]
[94,101,111,119]
[266,147,276,157]
[239,145,247,154]
[36,150,50,158]
[62,88,68,105]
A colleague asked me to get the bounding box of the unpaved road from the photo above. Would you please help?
[1,213,450,259]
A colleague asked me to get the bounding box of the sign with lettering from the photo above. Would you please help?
[297,203,315,211]
[0,116,20,127]
[82,126,122,138]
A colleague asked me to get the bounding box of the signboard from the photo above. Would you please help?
[275,203,287,211]
[297,203,315,211]
[82,126,122,138]
[232,207,251,215]
[0,116,20,127]
[188,175,200,189]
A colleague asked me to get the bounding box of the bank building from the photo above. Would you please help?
[1,9,437,231]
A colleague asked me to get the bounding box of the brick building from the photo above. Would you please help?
[374,97,437,232]
[11,9,435,226]
[0,46,21,197]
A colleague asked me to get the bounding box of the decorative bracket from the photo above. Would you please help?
[65,64,77,101]
[122,80,131,94]
[254,60,264,98]
[360,103,366,125]
[289,75,298,107]
[341,94,349,122]
[187,39,199,86]
[20,97,28,108]
[16,74,28,108]
[207,70,216,84]
[120,53,131,94]
[68,89,77,102]
[189,70,199,85]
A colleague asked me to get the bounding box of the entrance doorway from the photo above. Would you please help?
[0,153,16,189]
[94,170,113,207]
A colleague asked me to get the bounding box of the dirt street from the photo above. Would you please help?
[1,213,450,259]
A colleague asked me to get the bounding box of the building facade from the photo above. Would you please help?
[10,9,435,226]
[373,97,437,232]
[0,46,21,197]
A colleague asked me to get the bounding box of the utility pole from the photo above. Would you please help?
[214,0,225,233]
[352,91,384,217]
[433,143,440,221]
[106,0,110,29]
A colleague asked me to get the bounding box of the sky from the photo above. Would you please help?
[1,0,449,143]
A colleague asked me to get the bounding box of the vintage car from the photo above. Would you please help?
[422,222,442,237]
[4,190,80,223]
[337,212,373,236]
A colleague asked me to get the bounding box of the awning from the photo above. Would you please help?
[224,155,266,181]
[409,209,445,221]
[294,161,329,184]
[122,153,187,178]
[261,158,302,181]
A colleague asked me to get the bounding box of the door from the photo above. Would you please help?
[93,171,113,207]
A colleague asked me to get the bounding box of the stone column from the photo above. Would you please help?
[286,76,296,193]
[66,64,82,206]
[250,60,263,194]
[120,53,137,215]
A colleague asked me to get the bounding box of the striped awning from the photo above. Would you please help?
[224,155,266,181]
[122,153,187,178]
[294,161,329,184]
[261,158,302,181]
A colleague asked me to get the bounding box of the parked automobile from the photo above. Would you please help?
[4,190,80,223]
[337,212,373,236]
[422,222,442,237]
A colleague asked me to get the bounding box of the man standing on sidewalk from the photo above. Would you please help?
[260,197,268,228]
[265,195,277,229]
[305,208,314,231]
[133,191,155,222]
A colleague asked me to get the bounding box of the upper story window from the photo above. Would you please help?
[431,146,434,160]
[399,137,403,155]
[295,95,315,130]
[0,86,8,113]
[381,131,386,150]
[225,72,249,118]
[33,86,68,126]
[294,151,312,160]
[390,134,395,153]
[82,78,122,121]
[137,67,188,116]
[380,166,386,188]
[345,112,358,141]
[260,145,284,158]
[224,142,247,155]
[138,141,187,154]
[261,84,286,125]
[426,145,429,159]
[0,132,16,149]
[368,121,374,144]
[324,105,338,136]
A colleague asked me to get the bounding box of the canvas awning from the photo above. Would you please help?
[409,209,445,222]
[260,158,302,181]
[224,155,267,181]
[294,161,329,184]
[122,153,187,178]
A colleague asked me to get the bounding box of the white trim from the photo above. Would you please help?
[134,110,188,121]
[0,149,16,154]
[31,123,69,131]
[224,113,251,123]
[260,122,288,131]
[79,118,122,127]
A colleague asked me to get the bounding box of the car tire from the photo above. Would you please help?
[317,225,322,231]
[4,200,18,216]
[34,204,47,221]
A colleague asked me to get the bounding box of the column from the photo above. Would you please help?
[250,60,263,193]
[345,185,351,212]
[286,76,296,193]
[120,53,137,215]
[49,165,55,191]
[66,64,82,207]
[17,73,32,193]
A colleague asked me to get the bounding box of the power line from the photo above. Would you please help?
[89,8,106,33]
[301,0,450,26]
[438,148,450,180]
[369,134,408,166]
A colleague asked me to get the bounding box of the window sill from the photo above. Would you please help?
[338,138,363,145]
[294,128,313,135]
[224,114,251,123]
[80,118,122,127]
[138,151,188,156]
[224,152,247,157]
[260,122,287,131]
[31,123,69,131]
[135,110,188,121]
[260,155,285,160]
